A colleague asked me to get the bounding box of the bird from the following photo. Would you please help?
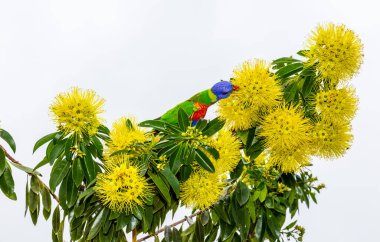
[160,81,239,126]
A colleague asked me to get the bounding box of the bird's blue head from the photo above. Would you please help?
[211,81,240,100]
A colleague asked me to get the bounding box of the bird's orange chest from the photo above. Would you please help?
[191,102,211,121]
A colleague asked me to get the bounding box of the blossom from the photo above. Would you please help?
[306,23,363,82]
[268,149,311,173]
[209,129,241,173]
[95,155,152,212]
[259,105,312,152]
[218,59,282,130]
[50,87,105,136]
[180,169,224,210]
[311,120,353,158]
[315,88,358,123]
[105,117,148,157]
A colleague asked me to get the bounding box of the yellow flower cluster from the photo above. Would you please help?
[315,88,358,123]
[95,155,152,212]
[180,169,224,210]
[50,87,105,136]
[105,117,148,157]
[259,105,312,173]
[209,129,241,174]
[218,59,282,130]
[311,121,353,158]
[306,23,363,83]
[179,129,241,210]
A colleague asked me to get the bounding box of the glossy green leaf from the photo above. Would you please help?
[33,157,49,171]
[41,187,52,213]
[0,166,17,200]
[195,218,205,242]
[202,118,225,137]
[160,166,180,198]
[259,185,267,202]
[33,132,58,153]
[178,108,190,131]
[236,181,250,206]
[139,120,167,132]
[30,175,40,194]
[148,171,171,205]
[0,129,16,153]
[48,142,65,164]
[83,147,96,182]
[49,158,70,192]
[0,149,5,176]
[272,57,301,65]
[88,208,110,240]
[194,149,215,172]
[72,158,84,187]
[276,62,303,78]
[52,206,60,233]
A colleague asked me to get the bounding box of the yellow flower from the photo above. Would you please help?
[315,88,358,123]
[180,169,224,210]
[218,101,257,130]
[105,117,148,157]
[311,120,353,158]
[50,87,105,136]
[218,59,282,130]
[268,148,311,173]
[209,129,241,173]
[306,23,363,82]
[259,105,312,152]
[95,155,152,212]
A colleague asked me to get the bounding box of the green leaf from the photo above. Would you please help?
[28,189,39,212]
[48,142,65,164]
[202,118,225,137]
[33,157,49,171]
[148,171,171,205]
[49,158,70,192]
[0,166,17,200]
[259,185,267,202]
[301,76,315,97]
[41,187,52,213]
[172,227,182,242]
[0,129,16,153]
[285,220,298,230]
[276,62,303,78]
[255,213,264,242]
[88,208,110,240]
[195,119,208,131]
[178,108,190,131]
[160,166,180,198]
[272,57,301,65]
[297,50,309,57]
[194,149,215,172]
[142,206,153,232]
[195,218,205,242]
[72,158,84,187]
[202,145,219,160]
[0,149,6,176]
[213,203,230,224]
[164,226,172,242]
[139,120,167,132]
[52,206,60,233]
[33,132,58,153]
[10,161,41,176]
[83,147,96,182]
[30,175,40,194]
[236,181,250,206]
[247,196,256,222]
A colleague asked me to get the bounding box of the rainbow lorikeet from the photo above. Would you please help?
[160,81,239,126]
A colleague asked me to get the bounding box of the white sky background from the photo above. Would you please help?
[0,0,379,241]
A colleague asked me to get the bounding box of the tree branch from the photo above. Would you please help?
[137,210,204,242]
[0,144,60,205]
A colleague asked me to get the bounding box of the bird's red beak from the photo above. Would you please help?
[233,85,240,91]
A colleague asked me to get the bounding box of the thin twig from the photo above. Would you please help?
[0,144,60,205]
[137,210,204,242]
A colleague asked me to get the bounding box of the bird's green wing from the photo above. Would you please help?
[160,100,197,124]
